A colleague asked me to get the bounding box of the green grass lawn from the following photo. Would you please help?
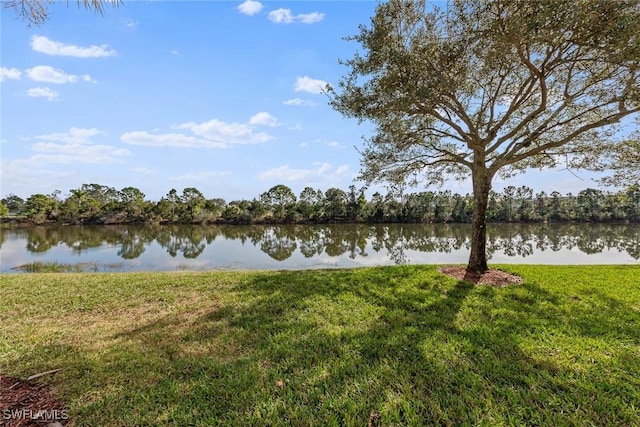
[1,265,639,426]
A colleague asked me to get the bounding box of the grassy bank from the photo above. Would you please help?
[1,265,639,426]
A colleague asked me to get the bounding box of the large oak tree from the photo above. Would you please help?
[330,0,640,274]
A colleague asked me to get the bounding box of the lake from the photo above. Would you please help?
[1,223,638,272]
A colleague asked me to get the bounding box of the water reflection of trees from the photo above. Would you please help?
[12,223,640,264]
[155,225,215,259]
[259,226,297,261]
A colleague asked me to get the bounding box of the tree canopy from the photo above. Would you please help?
[5,182,639,225]
[599,124,640,186]
[330,0,640,273]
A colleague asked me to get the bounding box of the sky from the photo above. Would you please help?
[0,0,622,202]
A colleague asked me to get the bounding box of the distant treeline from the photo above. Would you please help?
[2,183,639,225]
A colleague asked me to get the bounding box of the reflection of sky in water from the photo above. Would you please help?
[1,224,638,273]
[489,248,637,265]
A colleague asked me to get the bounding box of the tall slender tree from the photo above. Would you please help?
[330,0,640,273]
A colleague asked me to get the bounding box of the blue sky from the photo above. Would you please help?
[0,0,616,202]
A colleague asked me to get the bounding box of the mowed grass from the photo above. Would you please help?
[1,265,639,426]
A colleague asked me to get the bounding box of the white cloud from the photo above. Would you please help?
[31,35,117,58]
[120,18,138,28]
[26,65,93,84]
[1,67,22,82]
[237,0,263,16]
[249,112,280,127]
[268,8,324,24]
[297,12,325,24]
[131,167,153,174]
[28,146,130,164]
[120,131,226,148]
[27,87,58,100]
[0,159,76,195]
[288,123,303,131]
[169,171,230,181]
[177,118,273,144]
[258,162,351,182]
[295,76,329,94]
[283,98,316,107]
[36,127,103,144]
[170,50,180,55]
[0,130,130,196]
[268,8,294,23]
[20,127,131,164]
[121,115,275,149]
[327,141,341,148]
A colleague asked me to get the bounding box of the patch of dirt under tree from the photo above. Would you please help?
[438,266,523,287]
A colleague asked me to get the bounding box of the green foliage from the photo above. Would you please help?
[261,185,297,221]
[599,133,640,187]
[117,186,147,221]
[4,183,640,225]
[624,184,640,221]
[297,187,324,221]
[22,193,59,224]
[155,188,181,222]
[206,198,227,220]
[1,194,25,213]
[60,189,101,224]
[11,261,117,273]
[323,187,348,221]
[180,187,206,222]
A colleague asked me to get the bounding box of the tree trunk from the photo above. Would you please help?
[467,163,491,274]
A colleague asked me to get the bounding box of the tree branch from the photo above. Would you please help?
[492,106,640,172]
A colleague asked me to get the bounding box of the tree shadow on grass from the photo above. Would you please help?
[6,266,639,425]
[198,268,639,425]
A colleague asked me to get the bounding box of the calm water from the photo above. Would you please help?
[1,223,638,272]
